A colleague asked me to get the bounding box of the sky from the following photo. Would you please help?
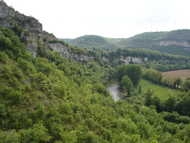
[4,0,190,38]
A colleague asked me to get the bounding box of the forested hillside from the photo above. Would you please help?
[118,30,190,56]
[64,30,190,56]
[1,1,190,143]
[103,48,190,71]
[1,22,190,143]
[64,35,119,50]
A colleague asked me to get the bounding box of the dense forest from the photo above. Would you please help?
[1,1,190,143]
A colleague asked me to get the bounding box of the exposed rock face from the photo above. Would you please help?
[0,0,42,32]
[0,1,95,62]
[120,56,146,64]
[0,1,57,57]
[0,1,148,64]
[49,43,70,57]
[159,41,190,47]
[49,43,94,62]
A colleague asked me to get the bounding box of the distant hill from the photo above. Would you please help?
[118,30,190,56]
[63,30,190,56]
[63,35,120,50]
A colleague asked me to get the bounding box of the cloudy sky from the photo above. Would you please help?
[4,0,190,38]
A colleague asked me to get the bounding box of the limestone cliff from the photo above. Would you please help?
[159,41,190,48]
[0,1,42,32]
[0,0,57,57]
[0,1,94,62]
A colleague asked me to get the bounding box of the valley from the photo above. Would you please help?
[0,1,190,143]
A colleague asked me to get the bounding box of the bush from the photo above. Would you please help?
[183,80,190,91]
[20,123,51,143]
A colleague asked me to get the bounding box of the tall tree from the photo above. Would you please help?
[120,75,134,96]
[117,65,142,87]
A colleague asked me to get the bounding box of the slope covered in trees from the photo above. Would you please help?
[118,30,190,56]
[106,48,190,71]
[1,22,190,143]
[1,1,190,143]
[64,30,190,56]
[63,35,119,50]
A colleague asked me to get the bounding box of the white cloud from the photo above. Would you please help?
[4,0,190,38]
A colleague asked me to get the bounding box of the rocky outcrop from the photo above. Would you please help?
[0,1,95,62]
[120,56,147,64]
[0,1,57,57]
[159,41,190,47]
[0,0,42,32]
[49,42,94,62]
[0,1,148,64]
[49,43,70,57]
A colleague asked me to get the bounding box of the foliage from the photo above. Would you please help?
[115,64,142,87]
[145,89,190,116]
[143,69,162,84]
[141,80,183,101]
[183,79,190,91]
[108,48,190,71]
[120,75,134,96]
[0,26,190,143]
[63,30,190,56]
[0,26,25,59]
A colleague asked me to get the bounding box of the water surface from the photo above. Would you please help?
[107,84,120,101]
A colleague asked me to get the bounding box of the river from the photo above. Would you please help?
[107,84,120,101]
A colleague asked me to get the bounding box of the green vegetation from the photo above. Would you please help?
[120,75,134,96]
[145,86,190,117]
[63,35,118,50]
[113,64,142,97]
[1,1,190,142]
[184,79,190,91]
[119,30,190,56]
[115,64,142,87]
[64,36,190,71]
[1,16,190,143]
[143,68,190,91]
[143,69,162,84]
[108,48,190,71]
[64,30,190,56]
[141,80,183,101]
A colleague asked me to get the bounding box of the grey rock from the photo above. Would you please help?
[0,1,94,63]
[49,42,94,62]
[0,1,42,32]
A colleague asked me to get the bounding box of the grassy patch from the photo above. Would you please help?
[140,80,184,101]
